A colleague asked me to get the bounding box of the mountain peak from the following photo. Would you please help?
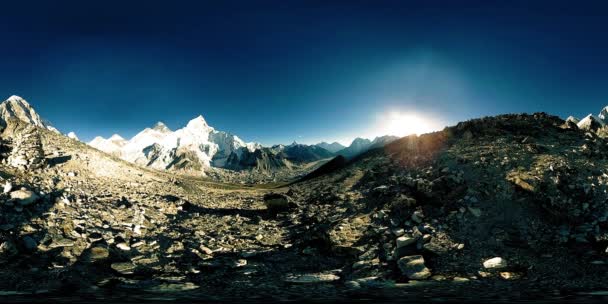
[152,121,171,132]
[109,134,125,141]
[6,95,26,103]
[186,115,209,129]
[0,95,58,132]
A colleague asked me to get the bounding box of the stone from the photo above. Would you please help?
[411,211,424,223]
[483,257,508,269]
[397,255,431,280]
[396,236,416,248]
[83,246,110,263]
[467,207,482,217]
[116,243,131,251]
[7,125,46,170]
[49,238,75,249]
[499,272,521,280]
[3,182,12,193]
[0,240,18,261]
[199,245,213,255]
[263,193,291,212]
[111,262,137,275]
[10,189,39,206]
[285,273,340,284]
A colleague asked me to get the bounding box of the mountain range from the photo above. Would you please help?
[0,95,400,176]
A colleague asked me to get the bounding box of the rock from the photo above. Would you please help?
[10,189,39,206]
[453,277,470,283]
[423,242,448,256]
[396,236,416,248]
[83,246,110,263]
[483,257,508,269]
[199,245,213,255]
[263,193,291,212]
[21,236,37,251]
[3,182,12,193]
[49,238,75,249]
[111,262,137,275]
[397,255,431,280]
[411,211,424,224]
[116,243,131,251]
[232,259,247,268]
[7,125,46,170]
[0,240,18,261]
[499,272,521,280]
[467,207,482,217]
[285,273,340,284]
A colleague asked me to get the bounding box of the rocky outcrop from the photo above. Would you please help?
[6,125,45,170]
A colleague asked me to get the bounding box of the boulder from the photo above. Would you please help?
[397,255,431,280]
[10,189,39,206]
[263,193,292,212]
[483,257,508,269]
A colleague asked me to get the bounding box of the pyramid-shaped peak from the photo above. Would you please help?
[186,115,210,129]
[152,121,171,132]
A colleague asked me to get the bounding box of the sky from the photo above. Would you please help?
[0,0,607,146]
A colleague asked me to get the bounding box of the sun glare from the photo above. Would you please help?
[378,111,438,137]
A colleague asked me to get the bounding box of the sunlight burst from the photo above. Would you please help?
[377,111,438,137]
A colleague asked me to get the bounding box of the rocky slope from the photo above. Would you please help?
[1,112,608,301]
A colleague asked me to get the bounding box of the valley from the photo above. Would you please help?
[2,98,608,302]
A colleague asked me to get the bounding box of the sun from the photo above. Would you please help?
[377,111,438,137]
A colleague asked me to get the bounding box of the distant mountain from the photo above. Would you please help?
[315,141,346,153]
[89,116,261,173]
[336,135,399,158]
[0,95,58,133]
[577,114,605,131]
[89,134,128,156]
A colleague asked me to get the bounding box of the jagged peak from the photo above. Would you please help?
[152,121,171,132]
[185,115,211,130]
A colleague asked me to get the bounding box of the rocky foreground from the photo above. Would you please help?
[1,114,608,302]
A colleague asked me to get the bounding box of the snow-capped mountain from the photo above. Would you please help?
[577,114,605,131]
[336,135,399,158]
[315,141,346,153]
[89,115,260,173]
[89,134,128,156]
[0,95,58,133]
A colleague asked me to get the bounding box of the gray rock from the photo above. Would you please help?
[397,255,431,280]
[396,236,416,248]
[483,257,508,269]
[10,189,39,206]
[111,262,137,275]
[263,193,291,212]
[284,273,340,284]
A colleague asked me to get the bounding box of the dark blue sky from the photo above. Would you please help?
[1,1,607,145]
